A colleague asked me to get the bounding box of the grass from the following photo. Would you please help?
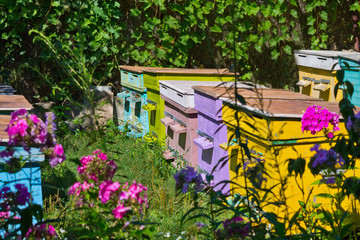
[41,121,195,236]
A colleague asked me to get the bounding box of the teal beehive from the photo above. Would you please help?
[338,53,360,106]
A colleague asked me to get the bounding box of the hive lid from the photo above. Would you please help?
[159,81,233,95]
[0,95,33,111]
[143,68,236,76]
[0,85,16,94]
[193,86,318,101]
[294,50,357,58]
[337,52,360,62]
[221,97,344,118]
[119,66,174,74]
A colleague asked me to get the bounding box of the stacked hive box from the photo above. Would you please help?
[118,66,160,138]
[191,84,243,193]
[0,95,44,207]
[293,50,357,102]
[338,53,360,107]
[159,81,237,167]
[212,86,359,220]
[142,68,236,144]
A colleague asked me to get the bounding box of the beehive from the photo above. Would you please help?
[142,68,236,144]
[160,81,235,167]
[0,97,44,208]
[293,50,355,102]
[338,53,360,107]
[217,87,358,222]
[118,66,160,138]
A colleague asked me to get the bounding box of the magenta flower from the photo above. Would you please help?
[0,211,9,219]
[76,150,116,183]
[68,182,82,197]
[301,105,340,138]
[99,181,121,204]
[4,109,66,168]
[113,203,130,219]
[25,224,57,239]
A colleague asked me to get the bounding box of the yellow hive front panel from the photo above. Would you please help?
[298,66,343,102]
[146,88,166,144]
[223,104,358,233]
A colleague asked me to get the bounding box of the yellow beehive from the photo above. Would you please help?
[294,50,349,102]
[213,86,360,232]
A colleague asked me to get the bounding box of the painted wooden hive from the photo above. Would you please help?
[293,50,356,102]
[118,66,160,138]
[191,83,259,193]
[159,81,236,167]
[338,53,360,107]
[141,68,236,144]
[216,87,359,222]
[0,95,44,207]
[0,84,16,95]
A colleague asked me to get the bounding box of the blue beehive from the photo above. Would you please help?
[338,53,360,106]
[118,66,157,138]
[0,146,44,206]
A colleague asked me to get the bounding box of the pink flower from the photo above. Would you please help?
[128,181,147,203]
[99,181,121,204]
[0,211,9,219]
[301,105,340,137]
[113,203,130,219]
[29,115,40,124]
[54,144,64,156]
[25,224,57,239]
[68,182,82,196]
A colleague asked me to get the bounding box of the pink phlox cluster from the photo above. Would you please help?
[0,211,9,219]
[99,181,121,204]
[113,203,131,219]
[301,105,340,138]
[25,224,57,239]
[69,151,148,221]
[310,144,345,169]
[174,166,204,194]
[2,109,65,168]
[128,181,148,204]
[98,180,148,219]
[77,150,116,183]
[68,181,94,207]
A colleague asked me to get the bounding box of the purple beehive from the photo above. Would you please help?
[192,84,239,193]
[193,83,266,193]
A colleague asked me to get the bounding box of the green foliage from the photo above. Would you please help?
[1,0,359,101]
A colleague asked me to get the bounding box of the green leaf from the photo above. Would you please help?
[345,80,354,98]
[51,1,61,7]
[308,27,316,35]
[210,25,222,33]
[315,193,334,199]
[271,50,280,60]
[135,40,145,47]
[130,9,141,17]
[249,5,260,16]
[319,11,328,21]
[290,9,298,18]
[165,16,179,29]
[283,45,292,55]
